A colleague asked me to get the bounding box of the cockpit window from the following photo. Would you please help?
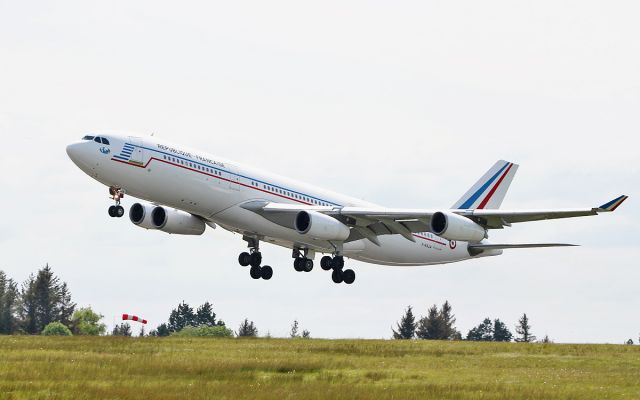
[101,137,110,145]
[82,135,95,141]
[94,137,101,143]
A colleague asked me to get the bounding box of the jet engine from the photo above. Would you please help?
[294,210,350,241]
[151,206,206,235]
[430,211,486,242]
[129,202,156,229]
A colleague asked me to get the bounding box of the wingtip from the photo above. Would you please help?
[598,195,628,212]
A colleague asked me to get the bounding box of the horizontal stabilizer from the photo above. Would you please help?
[468,243,578,251]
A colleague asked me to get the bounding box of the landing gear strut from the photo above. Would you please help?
[108,187,125,218]
[238,236,272,280]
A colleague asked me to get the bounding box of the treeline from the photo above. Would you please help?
[392,302,546,343]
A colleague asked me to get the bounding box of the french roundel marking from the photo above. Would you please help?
[449,240,457,249]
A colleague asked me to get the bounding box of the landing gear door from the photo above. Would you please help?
[128,137,145,166]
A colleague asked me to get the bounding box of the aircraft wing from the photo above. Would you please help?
[244,195,628,244]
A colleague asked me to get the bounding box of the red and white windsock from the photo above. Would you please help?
[122,314,147,324]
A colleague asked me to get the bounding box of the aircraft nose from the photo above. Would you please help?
[66,142,82,163]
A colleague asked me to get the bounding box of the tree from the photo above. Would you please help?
[237,318,258,337]
[493,319,513,342]
[626,339,634,345]
[42,322,72,336]
[466,318,494,341]
[19,265,76,334]
[70,307,106,336]
[139,326,146,337]
[392,306,416,339]
[515,313,536,343]
[302,329,311,339]
[290,320,300,338]
[168,301,196,332]
[539,335,553,343]
[150,323,170,337]
[0,271,19,334]
[196,302,222,327]
[112,323,132,336]
[416,305,442,339]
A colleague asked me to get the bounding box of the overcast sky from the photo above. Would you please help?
[0,1,638,342]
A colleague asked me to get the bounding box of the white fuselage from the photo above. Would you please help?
[67,133,493,266]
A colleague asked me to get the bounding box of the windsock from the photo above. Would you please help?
[122,314,147,324]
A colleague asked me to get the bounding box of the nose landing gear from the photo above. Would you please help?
[108,187,125,218]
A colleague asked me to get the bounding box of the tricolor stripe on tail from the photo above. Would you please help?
[452,160,519,210]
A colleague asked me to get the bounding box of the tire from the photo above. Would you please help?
[333,256,344,269]
[303,259,313,272]
[238,252,251,267]
[250,252,262,268]
[320,256,333,271]
[250,266,262,279]
[108,206,116,217]
[115,205,125,218]
[294,258,303,272]
[261,265,273,280]
[342,269,355,284]
[331,269,343,284]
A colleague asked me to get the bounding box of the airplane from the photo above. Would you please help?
[66,132,628,285]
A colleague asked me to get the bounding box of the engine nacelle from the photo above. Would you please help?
[294,211,350,241]
[129,202,156,230]
[150,206,206,235]
[430,211,486,242]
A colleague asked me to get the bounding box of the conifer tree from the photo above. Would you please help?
[416,305,442,339]
[195,302,218,327]
[392,306,416,339]
[168,301,196,332]
[493,319,513,342]
[290,320,299,338]
[515,313,536,343]
[466,318,494,341]
[237,318,258,337]
[0,272,19,334]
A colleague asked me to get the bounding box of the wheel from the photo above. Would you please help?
[249,252,262,268]
[238,252,251,267]
[320,256,333,271]
[115,205,125,218]
[250,266,262,279]
[108,205,116,217]
[261,265,273,280]
[294,258,303,272]
[303,259,313,272]
[333,256,344,269]
[331,269,343,284]
[342,269,355,284]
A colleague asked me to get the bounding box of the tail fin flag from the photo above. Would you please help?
[598,195,628,212]
[452,160,519,210]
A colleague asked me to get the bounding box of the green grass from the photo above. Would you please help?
[0,337,638,399]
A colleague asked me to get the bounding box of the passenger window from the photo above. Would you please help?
[101,138,110,145]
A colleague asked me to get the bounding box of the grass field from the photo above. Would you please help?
[0,336,638,399]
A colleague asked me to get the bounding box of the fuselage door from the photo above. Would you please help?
[128,137,145,166]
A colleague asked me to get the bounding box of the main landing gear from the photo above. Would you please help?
[320,255,356,285]
[108,187,125,218]
[293,248,314,272]
[238,236,272,280]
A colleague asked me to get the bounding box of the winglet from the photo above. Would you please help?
[598,195,628,212]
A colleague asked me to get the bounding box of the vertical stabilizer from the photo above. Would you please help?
[451,160,518,209]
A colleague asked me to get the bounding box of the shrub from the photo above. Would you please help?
[41,322,72,336]
[171,325,233,337]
